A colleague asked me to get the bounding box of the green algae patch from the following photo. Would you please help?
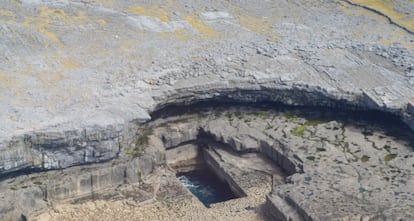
[291,125,306,137]
[361,155,370,162]
[384,153,397,162]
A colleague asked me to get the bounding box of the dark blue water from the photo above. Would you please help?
[177,170,237,207]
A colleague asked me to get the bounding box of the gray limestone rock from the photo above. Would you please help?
[1,0,414,220]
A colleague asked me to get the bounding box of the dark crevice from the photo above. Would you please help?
[164,140,198,150]
[0,168,46,183]
[150,97,363,121]
[0,157,117,182]
[151,100,414,147]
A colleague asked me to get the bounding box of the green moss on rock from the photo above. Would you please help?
[361,155,370,162]
[291,125,306,137]
[384,153,397,162]
[305,119,326,126]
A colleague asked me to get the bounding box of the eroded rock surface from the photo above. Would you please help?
[24,107,414,221]
[1,0,414,220]
[1,0,414,177]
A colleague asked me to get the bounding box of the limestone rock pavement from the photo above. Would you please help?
[1,0,414,220]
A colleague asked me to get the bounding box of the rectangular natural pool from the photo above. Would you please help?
[177,169,239,208]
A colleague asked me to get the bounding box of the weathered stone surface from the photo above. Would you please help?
[2,107,413,220]
[0,147,162,220]
[1,0,414,220]
[166,143,202,172]
[1,0,414,178]
[148,109,414,220]
[153,122,199,149]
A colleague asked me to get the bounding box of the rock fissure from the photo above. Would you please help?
[342,0,414,35]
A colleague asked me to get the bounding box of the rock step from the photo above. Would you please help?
[265,194,305,221]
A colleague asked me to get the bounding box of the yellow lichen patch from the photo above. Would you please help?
[0,72,7,85]
[22,6,61,43]
[128,5,170,22]
[239,15,269,33]
[161,29,192,41]
[0,9,16,21]
[339,1,387,23]
[95,0,114,8]
[97,19,107,26]
[8,116,17,122]
[238,15,278,41]
[380,29,410,46]
[36,70,66,87]
[37,23,60,43]
[37,7,89,27]
[0,71,20,91]
[349,0,414,33]
[61,57,82,69]
[185,15,217,38]
[22,6,89,44]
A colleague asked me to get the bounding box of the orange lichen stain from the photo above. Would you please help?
[185,15,218,38]
[349,0,414,33]
[128,5,170,22]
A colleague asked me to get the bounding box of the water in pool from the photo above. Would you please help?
[177,169,238,207]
